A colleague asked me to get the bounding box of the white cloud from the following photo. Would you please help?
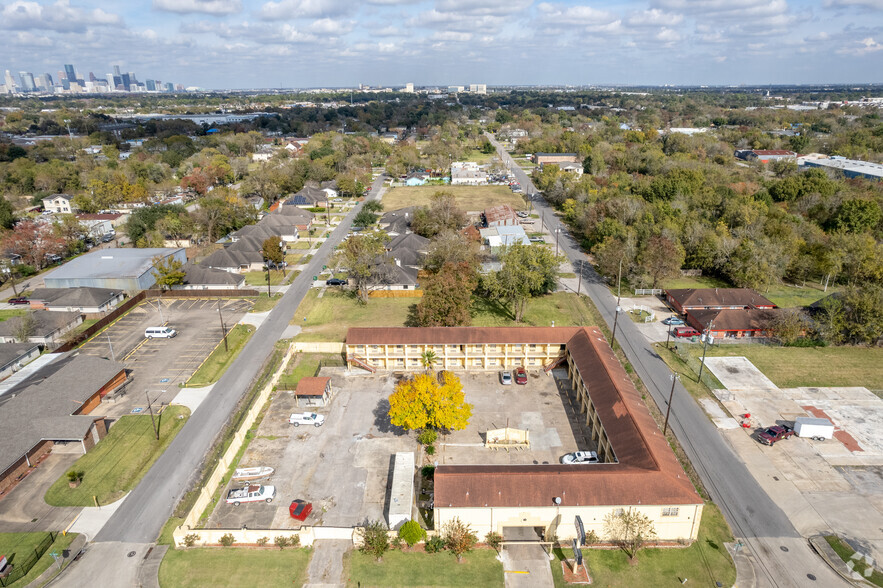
[537,3,617,26]
[626,8,683,27]
[308,17,353,35]
[825,0,883,9]
[153,0,241,15]
[436,0,532,17]
[1,0,121,33]
[430,30,472,42]
[258,0,351,20]
[656,27,681,43]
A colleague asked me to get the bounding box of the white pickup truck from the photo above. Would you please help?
[288,412,325,427]
[226,484,276,506]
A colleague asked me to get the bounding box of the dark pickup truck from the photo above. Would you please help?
[758,425,794,446]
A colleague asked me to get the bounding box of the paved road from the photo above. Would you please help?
[93,175,386,544]
[489,134,845,588]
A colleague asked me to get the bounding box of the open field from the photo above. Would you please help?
[0,532,77,587]
[381,185,527,212]
[292,290,598,342]
[159,547,311,588]
[551,503,735,588]
[682,344,883,390]
[44,405,190,506]
[186,324,255,387]
[345,549,503,588]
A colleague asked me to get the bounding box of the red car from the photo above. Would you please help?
[758,425,794,446]
[514,367,528,385]
[289,499,313,521]
[8,297,29,305]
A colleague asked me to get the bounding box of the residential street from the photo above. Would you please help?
[487,133,846,588]
[55,175,387,586]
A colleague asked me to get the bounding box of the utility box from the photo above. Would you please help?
[794,417,834,440]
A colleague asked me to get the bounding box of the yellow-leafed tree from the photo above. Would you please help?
[388,371,472,432]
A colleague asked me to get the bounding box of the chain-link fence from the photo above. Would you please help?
[0,532,55,587]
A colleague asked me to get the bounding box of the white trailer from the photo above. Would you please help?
[794,417,834,440]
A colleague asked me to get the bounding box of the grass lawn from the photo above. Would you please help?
[551,503,735,588]
[0,308,27,321]
[382,185,526,212]
[660,275,731,290]
[292,290,415,342]
[186,324,255,387]
[45,405,190,506]
[684,344,883,390]
[243,270,285,286]
[290,241,312,249]
[159,548,311,588]
[292,291,599,342]
[345,549,503,588]
[0,532,78,587]
[250,293,281,313]
[824,535,883,587]
[276,353,338,389]
[462,150,495,165]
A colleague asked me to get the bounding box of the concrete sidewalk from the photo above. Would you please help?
[500,544,553,588]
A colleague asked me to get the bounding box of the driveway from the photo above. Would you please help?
[0,453,80,532]
[501,544,553,588]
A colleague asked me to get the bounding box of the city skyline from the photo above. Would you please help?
[0,0,882,90]
[2,60,182,93]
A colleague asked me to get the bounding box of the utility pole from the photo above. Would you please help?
[577,260,582,296]
[265,258,271,298]
[665,321,673,350]
[217,299,228,352]
[555,227,560,257]
[697,323,714,383]
[610,304,622,350]
[663,373,679,435]
[145,390,159,441]
[107,332,115,362]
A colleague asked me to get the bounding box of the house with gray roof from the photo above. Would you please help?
[42,248,186,291]
[176,263,246,290]
[0,311,83,346]
[386,233,429,268]
[0,355,127,494]
[198,248,264,273]
[27,287,124,315]
[0,343,42,381]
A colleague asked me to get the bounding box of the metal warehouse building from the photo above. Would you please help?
[43,248,186,291]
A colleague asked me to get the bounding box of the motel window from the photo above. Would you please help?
[473,359,482,366]
[371,345,380,351]
[488,344,497,351]
[529,344,536,350]
[488,359,497,366]
[396,345,403,350]
[661,507,679,517]
[613,508,624,516]
[409,345,419,352]
[448,345,458,351]
[528,359,536,365]
[396,359,404,366]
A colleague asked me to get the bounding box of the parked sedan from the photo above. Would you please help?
[326,278,348,286]
[514,367,528,385]
[7,297,29,305]
[561,451,600,464]
[661,317,685,326]
[500,370,513,385]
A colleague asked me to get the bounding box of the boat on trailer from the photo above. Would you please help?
[232,466,274,481]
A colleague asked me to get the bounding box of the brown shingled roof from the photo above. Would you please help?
[347,326,581,346]
[687,308,778,332]
[666,288,776,310]
[433,326,701,508]
[295,377,330,397]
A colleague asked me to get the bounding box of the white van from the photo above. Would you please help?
[145,326,177,339]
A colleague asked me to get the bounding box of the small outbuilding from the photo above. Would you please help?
[293,377,332,407]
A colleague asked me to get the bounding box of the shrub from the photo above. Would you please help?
[17,264,36,277]
[485,531,503,552]
[425,445,436,456]
[219,533,235,547]
[289,534,300,548]
[359,520,390,561]
[417,429,438,446]
[585,530,600,546]
[424,535,446,553]
[398,520,427,548]
[391,536,403,550]
[256,537,269,548]
[274,536,291,550]
[183,534,200,548]
[66,470,84,483]
[421,465,435,479]
[443,517,478,562]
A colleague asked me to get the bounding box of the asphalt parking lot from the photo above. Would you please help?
[78,298,253,415]
[208,367,595,531]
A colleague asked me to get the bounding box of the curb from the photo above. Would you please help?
[808,535,877,587]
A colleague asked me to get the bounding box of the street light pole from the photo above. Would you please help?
[265,258,271,298]
[663,373,679,435]
[555,227,560,257]
[107,332,115,362]
[577,260,582,296]
[697,322,714,383]
[145,390,159,441]
[217,299,228,352]
[611,305,622,350]
[665,321,673,350]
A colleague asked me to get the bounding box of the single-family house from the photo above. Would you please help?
[272,206,315,230]
[0,343,42,381]
[0,311,83,346]
[734,149,797,163]
[386,233,429,268]
[380,207,417,236]
[27,287,124,316]
[557,161,584,176]
[42,194,73,214]
[532,153,579,165]
[451,162,488,185]
[685,308,779,339]
[405,172,430,186]
[479,225,531,250]
[665,288,777,314]
[198,248,265,273]
[287,186,328,208]
[176,263,246,290]
[76,213,124,238]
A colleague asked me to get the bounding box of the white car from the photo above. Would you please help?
[561,451,600,464]
[289,412,326,427]
[226,484,276,506]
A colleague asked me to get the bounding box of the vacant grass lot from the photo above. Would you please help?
[159,548,311,588]
[382,185,526,212]
[345,549,503,588]
[685,344,883,390]
[551,503,735,588]
[186,324,255,387]
[45,405,190,506]
[292,290,599,342]
[0,532,78,587]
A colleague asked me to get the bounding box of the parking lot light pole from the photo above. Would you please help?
[217,299,228,352]
[663,373,680,435]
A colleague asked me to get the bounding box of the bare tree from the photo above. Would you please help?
[603,508,657,561]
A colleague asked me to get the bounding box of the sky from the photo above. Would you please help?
[0,0,882,89]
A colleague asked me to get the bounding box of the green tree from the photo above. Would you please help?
[152,255,186,290]
[603,508,657,561]
[817,284,883,345]
[411,192,467,238]
[0,197,15,229]
[262,237,285,268]
[388,371,472,431]
[416,262,478,327]
[483,243,558,322]
[337,231,389,303]
[423,231,480,274]
[358,520,390,562]
[354,209,378,227]
[831,199,882,234]
[398,520,426,549]
[442,517,478,562]
[419,350,437,372]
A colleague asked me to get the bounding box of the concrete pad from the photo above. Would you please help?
[304,539,349,588]
[239,310,270,327]
[69,495,128,540]
[704,357,778,391]
[698,398,740,429]
[280,324,301,339]
[501,544,554,588]
[171,384,214,412]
